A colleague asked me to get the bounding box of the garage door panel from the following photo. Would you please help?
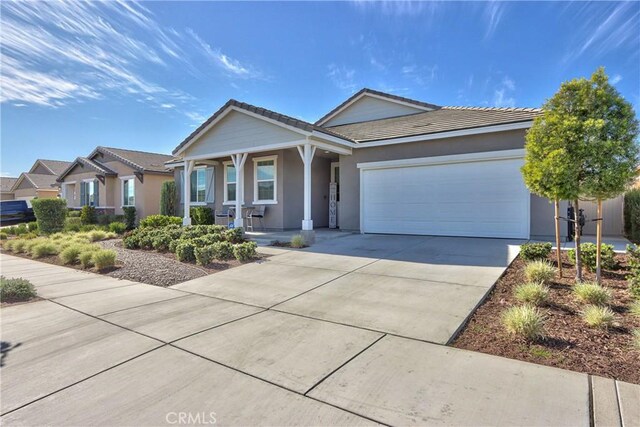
[361,157,529,238]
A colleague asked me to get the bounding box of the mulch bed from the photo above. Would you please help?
[2,239,267,287]
[452,252,640,384]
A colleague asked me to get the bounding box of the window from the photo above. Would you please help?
[253,156,277,204]
[224,162,236,204]
[80,180,97,206]
[190,168,206,204]
[122,178,135,207]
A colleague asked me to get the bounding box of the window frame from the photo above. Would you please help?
[190,166,208,205]
[80,179,97,207]
[252,155,277,205]
[120,176,136,208]
[223,161,238,206]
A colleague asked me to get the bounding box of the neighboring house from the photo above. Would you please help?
[0,177,18,200]
[10,159,72,200]
[57,146,175,219]
[170,88,624,239]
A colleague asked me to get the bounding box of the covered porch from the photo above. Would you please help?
[170,100,355,236]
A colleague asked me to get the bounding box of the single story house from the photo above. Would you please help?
[170,88,625,240]
[0,177,18,200]
[11,159,72,200]
[57,146,175,219]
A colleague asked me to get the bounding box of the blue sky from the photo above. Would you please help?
[1,1,638,177]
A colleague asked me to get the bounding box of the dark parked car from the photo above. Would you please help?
[0,200,36,225]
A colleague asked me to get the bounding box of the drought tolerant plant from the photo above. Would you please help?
[109,222,127,234]
[31,198,67,234]
[233,241,257,262]
[30,242,59,258]
[519,242,552,261]
[290,234,306,248]
[123,206,137,230]
[80,205,97,225]
[194,245,215,266]
[190,206,214,225]
[0,276,36,302]
[0,232,7,240]
[78,251,95,268]
[625,244,640,299]
[211,241,234,260]
[568,243,616,272]
[27,222,38,233]
[514,282,550,306]
[502,305,546,341]
[92,249,117,270]
[624,189,640,243]
[524,260,556,285]
[64,217,82,232]
[175,241,196,262]
[629,300,640,318]
[160,181,178,216]
[139,215,182,228]
[581,305,615,328]
[632,329,640,351]
[573,282,612,306]
[87,230,107,242]
[224,227,244,244]
[59,244,85,265]
[11,239,28,254]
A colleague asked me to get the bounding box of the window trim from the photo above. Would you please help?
[120,175,136,208]
[80,178,97,207]
[223,161,238,206]
[190,166,208,206]
[253,155,278,205]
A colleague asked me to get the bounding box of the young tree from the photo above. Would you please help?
[160,180,178,216]
[578,69,639,283]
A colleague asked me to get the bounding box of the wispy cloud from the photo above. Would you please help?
[0,1,261,122]
[483,1,506,40]
[401,64,438,87]
[493,76,516,107]
[563,2,639,63]
[327,64,357,92]
[610,74,623,85]
[351,0,439,18]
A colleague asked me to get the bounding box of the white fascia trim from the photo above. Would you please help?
[357,121,533,148]
[119,175,135,180]
[317,92,434,126]
[357,149,526,170]
[309,131,357,149]
[63,181,77,185]
[182,140,308,161]
[81,178,99,182]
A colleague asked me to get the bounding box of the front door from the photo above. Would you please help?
[330,162,340,228]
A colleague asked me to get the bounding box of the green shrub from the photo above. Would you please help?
[64,217,82,232]
[30,242,59,258]
[524,260,556,284]
[520,242,552,261]
[629,300,640,318]
[0,232,7,240]
[78,251,94,268]
[109,222,127,234]
[0,276,36,302]
[291,234,306,248]
[224,227,244,243]
[123,206,137,230]
[79,224,100,232]
[626,244,640,299]
[502,305,546,341]
[151,233,172,252]
[139,215,182,228]
[87,230,107,242]
[624,189,640,242]
[514,282,549,306]
[568,243,616,271]
[68,210,81,218]
[80,205,97,225]
[11,239,28,253]
[233,241,257,262]
[573,282,612,306]
[96,214,123,226]
[190,206,214,225]
[27,222,38,233]
[15,223,28,235]
[59,244,84,264]
[194,245,215,265]
[581,305,615,328]
[632,329,640,351]
[31,198,67,234]
[160,180,178,216]
[175,240,196,262]
[92,249,117,270]
[212,241,234,260]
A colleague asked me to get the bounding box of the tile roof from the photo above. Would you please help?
[1,177,18,193]
[325,106,541,142]
[35,159,73,175]
[18,173,60,190]
[315,88,441,125]
[173,99,355,155]
[96,146,175,174]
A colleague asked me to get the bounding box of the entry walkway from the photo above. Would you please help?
[1,247,638,426]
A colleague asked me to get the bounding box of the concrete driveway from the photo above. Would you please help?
[2,235,637,426]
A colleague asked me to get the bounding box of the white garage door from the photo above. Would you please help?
[360,151,530,238]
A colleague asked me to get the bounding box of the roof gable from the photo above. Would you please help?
[316,88,440,127]
[1,177,18,193]
[29,159,73,175]
[12,173,59,191]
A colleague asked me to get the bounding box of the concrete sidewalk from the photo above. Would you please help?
[1,250,638,426]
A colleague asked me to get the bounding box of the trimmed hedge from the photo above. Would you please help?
[31,198,67,234]
[520,242,552,261]
[624,189,640,243]
[0,276,37,302]
[568,243,616,272]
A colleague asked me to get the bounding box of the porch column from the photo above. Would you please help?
[231,153,248,229]
[183,159,195,226]
[297,143,316,231]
